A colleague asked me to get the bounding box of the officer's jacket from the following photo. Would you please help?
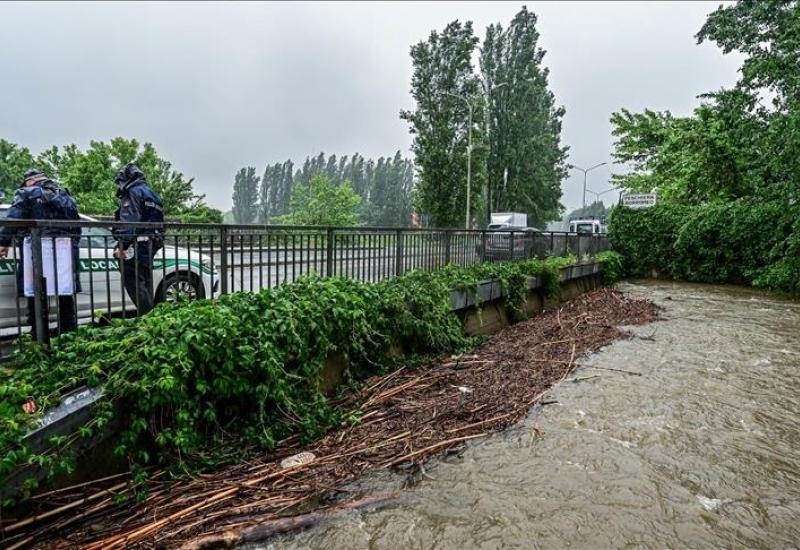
[113,178,164,248]
[0,181,81,247]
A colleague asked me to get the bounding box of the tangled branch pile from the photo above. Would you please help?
[2,285,658,548]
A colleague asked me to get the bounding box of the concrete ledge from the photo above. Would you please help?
[452,262,603,313]
[457,261,606,336]
[449,280,503,310]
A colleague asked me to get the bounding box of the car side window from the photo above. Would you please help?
[81,227,114,249]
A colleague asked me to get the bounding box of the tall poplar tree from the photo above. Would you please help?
[232,166,260,224]
[481,6,568,227]
[401,20,487,228]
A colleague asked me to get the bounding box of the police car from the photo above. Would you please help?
[0,207,218,329]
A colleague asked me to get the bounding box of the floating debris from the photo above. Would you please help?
[280,451,316,469]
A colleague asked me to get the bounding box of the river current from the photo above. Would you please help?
[267,280,800,549]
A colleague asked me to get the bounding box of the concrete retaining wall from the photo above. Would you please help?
[453,262,604,337]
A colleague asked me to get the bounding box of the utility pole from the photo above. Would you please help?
[568,162,607,208]
[443,92,474,229]
[585,187,616,203]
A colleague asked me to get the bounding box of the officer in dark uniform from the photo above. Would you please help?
[113,163,164,315]
[0,169,82,336]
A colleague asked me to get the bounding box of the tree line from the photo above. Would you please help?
[401,6,567,228]
[609,0,800,293]
[231,151,414,226]
[610,0,798,207]
[0,137,222,222]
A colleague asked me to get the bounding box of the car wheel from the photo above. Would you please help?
[157,272,205,304]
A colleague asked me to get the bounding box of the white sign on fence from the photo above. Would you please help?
[621,193,657,209]
[23,237,75,297]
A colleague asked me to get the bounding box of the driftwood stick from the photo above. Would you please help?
[382,433,487,467]
[30,471,135,500]
[582,365,642,376]
[6,535,34,550]
[178,493,396,550]
[4,481,127,533]
[445,412,514,434]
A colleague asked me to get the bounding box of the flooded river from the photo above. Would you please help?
[269,280,800,549]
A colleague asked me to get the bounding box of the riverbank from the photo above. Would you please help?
[6,287,659,548]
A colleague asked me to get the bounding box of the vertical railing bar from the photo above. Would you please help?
[249,233,254,292]
[372,232,377,283]
[298,233,303,279]
[219,226,229,294]
[291,230,297,285]
[209,233,216,299]
[268,232,272,289]
[313,232,318,276]
[258,233,263,292]
[394,229,402,278]
[326,228,334,279]
[51,238,61,337]
[282,229,288,285]
[86,235,95,325]
[30,228,48,346]
[12,244,22,345]
[444,230,451,266]
[103,236,113,316]
[197,234,204,299]
[119,238,128,318]
[239,234,245,292]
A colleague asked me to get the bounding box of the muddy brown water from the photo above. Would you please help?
[260,280,800,549]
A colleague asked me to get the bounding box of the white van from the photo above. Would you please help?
[568,218,607,235]
[0,207,218,330]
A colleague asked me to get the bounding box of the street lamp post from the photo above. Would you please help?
[568,162,607,208]
[442,92,474,229]
[585,187,616,202]
[443,80,532,228]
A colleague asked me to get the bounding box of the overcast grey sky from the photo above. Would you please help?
[0,1,743,213]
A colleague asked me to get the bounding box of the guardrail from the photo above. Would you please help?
[0,219,610,346]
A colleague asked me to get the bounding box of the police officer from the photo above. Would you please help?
[0,169,81,336]
[113,163,164,315]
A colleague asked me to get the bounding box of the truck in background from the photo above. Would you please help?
[568,217,608,235]
[488,212,528,230]
[483,212,538,260]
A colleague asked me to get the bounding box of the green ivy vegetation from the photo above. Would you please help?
[609,202,799,292]
[0,253,620,502]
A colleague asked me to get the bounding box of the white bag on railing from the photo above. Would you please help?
[23,237,75,297]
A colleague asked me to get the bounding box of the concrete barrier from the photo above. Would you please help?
[453,262,604,336]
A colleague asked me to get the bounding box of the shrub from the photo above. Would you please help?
[609,200,800,292]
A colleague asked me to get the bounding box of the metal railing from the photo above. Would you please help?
[0,219,610,346]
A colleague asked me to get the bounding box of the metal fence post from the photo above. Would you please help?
[444,231,451,265]
[219,226,229,294]
[326,228,334,278]
[480,230,487,263]
[508,230,515,261]
[30,227,49,346]
[395,229,403,277]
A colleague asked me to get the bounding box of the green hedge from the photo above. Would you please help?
[0,254,619,501]
[609,201,799,292]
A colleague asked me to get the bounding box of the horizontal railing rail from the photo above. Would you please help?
[0,219,610,346]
